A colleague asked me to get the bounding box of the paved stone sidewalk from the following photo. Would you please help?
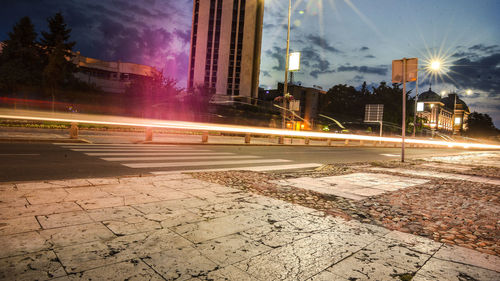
[368,167,500,185]
[1,174,499,280]
[421,152,500,168]
[273,173,429,200]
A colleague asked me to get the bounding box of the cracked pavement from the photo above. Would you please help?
[0,173,499,280]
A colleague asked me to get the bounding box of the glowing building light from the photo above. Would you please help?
[417,102,424,112]
[455,117,461,125]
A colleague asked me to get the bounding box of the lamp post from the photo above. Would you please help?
[278,0,292,144]
[282,0,292,131]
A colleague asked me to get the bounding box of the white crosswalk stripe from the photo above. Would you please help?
[85,152,235,156]
[56,143,322,173]
[123,159,292,168]
[101,155,261,161]
[69,149,212,152]
[151,163,323,174]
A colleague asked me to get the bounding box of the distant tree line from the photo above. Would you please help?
[465,112,499,138]
[319,81,416,133]
[317,81,499,138]
[0,13,82,111]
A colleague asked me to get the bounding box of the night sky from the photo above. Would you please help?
[1,0,499,126]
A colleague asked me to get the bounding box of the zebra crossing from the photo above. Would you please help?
[55,143,322,174]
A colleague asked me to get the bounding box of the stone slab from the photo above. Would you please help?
[0,216,40,235]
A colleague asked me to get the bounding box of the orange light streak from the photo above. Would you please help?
[1,109,499,150]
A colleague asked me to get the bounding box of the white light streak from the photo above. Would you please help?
[1,109,499,150]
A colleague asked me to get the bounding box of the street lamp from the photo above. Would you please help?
[430,60,441,71]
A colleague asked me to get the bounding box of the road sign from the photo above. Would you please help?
[364,104,384,122]
[392,58,418,83]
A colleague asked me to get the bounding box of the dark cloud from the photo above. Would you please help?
[310,69,335,78]
[337,65,388,75]
[281,24,296,31]
[353,75,364,80]
[364,54,376,58]
[360,46,369,51]
[468,44,499,53]
[451,51,477,58]
[446,52,500,93]
[306,35,341,53]
[109,0,170,18]
[84,3,138,23]
[266,46,286,71]
[301,48,334,72]
[263,23,276,29]
[261,70,271,77]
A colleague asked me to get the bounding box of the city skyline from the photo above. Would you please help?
[1,0,499,126]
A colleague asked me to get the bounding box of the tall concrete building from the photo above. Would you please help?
[187,0,264,100]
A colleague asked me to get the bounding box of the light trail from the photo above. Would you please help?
[1,109,499,150]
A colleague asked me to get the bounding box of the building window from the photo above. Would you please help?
[189,0,200,89]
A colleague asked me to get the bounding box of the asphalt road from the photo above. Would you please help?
[0,142,476,182]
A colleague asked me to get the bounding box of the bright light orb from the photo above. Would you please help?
[466,89,472,95]
[430,60,441,71]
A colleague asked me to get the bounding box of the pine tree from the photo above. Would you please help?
[0,17,42,93]
[40,12,76,111]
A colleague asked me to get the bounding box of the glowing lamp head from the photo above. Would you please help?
[430,60,441,71]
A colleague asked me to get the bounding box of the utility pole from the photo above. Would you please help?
[412,74,419,137]
[279,0,292,144]
[401,58,407,163]
[282,0,291,130]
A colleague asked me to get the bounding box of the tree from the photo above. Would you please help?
[320,84,362,120]
[125,73,181,118]
[465,112,499,138]
[185,85,216,121]
[40,12,76,111]
[0,17,42,95]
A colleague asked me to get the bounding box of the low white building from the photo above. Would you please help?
[72,52,160,94]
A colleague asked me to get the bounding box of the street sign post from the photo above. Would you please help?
[392,57,418,162]
[364,104,384,140]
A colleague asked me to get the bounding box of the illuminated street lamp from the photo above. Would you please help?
[430,60,441,71]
